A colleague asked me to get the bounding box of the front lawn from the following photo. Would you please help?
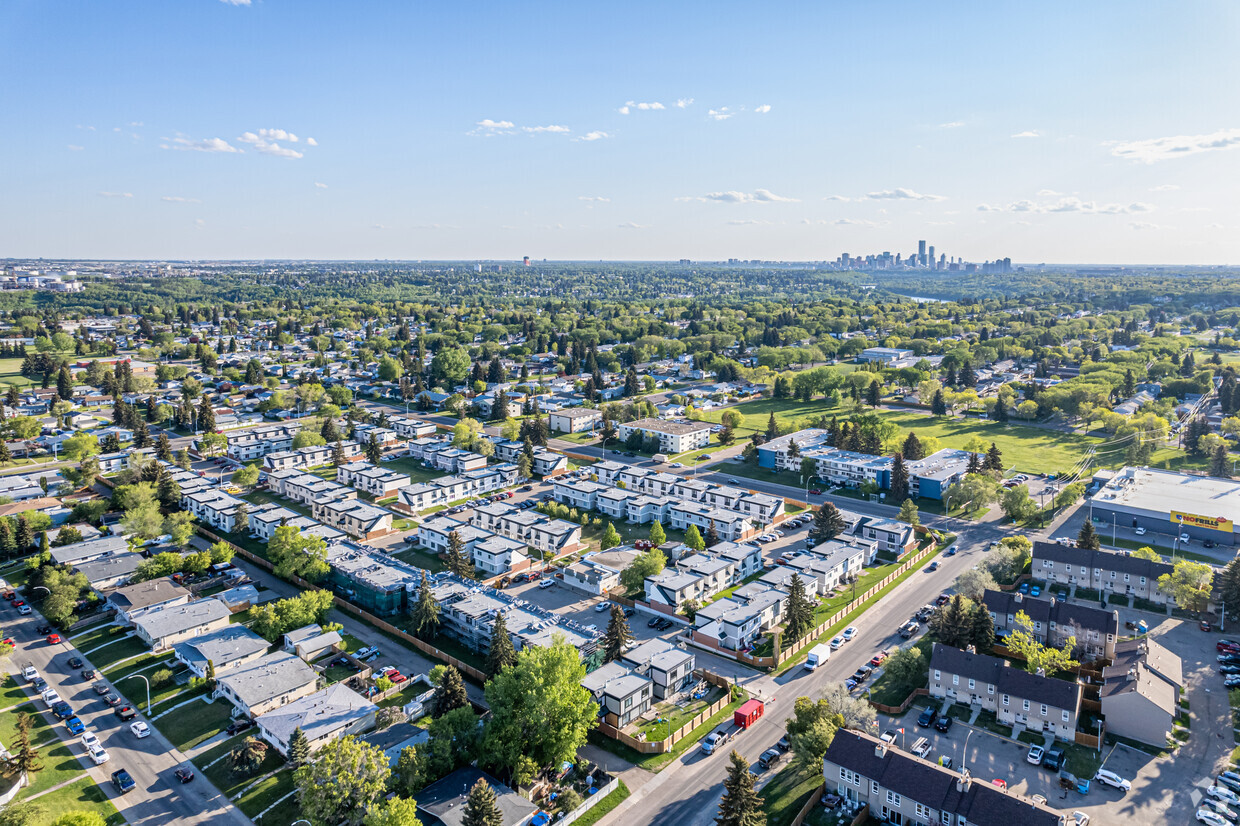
[17,742,86,799]
[156,698,235,751]
[68,624,128,651]
[0,674,33,707]
[85,635,149,670]
[867,637,934,706]
[0,703,55,747]
[17,776,124,826]
[204,744,285,799]
[631,685,728,741]
[238,767,297,820]
[760,764,822,826]
[568,780,630,826]
[390,547,447,573]
[588,690,747,772]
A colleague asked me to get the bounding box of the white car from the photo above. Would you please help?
[829,636,844,650]
[40,689,60,707]
[1134,527,1147,535]
[1181,533,1191,542]
[1209,786,1240,806]
[1094,769,1130,791]
[537,579,555,590]
[1026,745,1044,765]
[1070,814,1090,826]
[87,744,109,765]
[1200,799,1237,822]
[130,722,151,738]
[17,605,30,615]
[1199,810,1231,826]
[594,602,611,613]
[842,626,857,642]
[80,732,100,751]
[22,664,37,682]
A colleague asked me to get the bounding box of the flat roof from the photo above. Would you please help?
[1093,466,1240,526]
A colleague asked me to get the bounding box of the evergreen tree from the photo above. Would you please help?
[436,665,469,717]
[333,439,347,467]
[287,727,310,767]
[15,515,32,552]
[866,379,881,407]
[462,778,504,826]
[366,433,382,464]
[766,412,779,438]
[157,469,181,510]
[1077,521,1100,550]
[783,572,815,642]
[486,610,517,677]
[966,452,982,475]
[970,602,996,652]
[984,442,1003,472]
[446,531,473,578]
[897,498,920,526]
[321,417,340,442]
[0,441,12,467]
[411,578,440,640]
[930,389,947,416]
[1211,443,1231,478]
[132,418,150,448]
[515,453,532,480]
[599,522,621,550]
[811,502,846,543]
[156,432,173,462]
[6,712,44,777]
[930,595,973,648]
[889,453,909,503]
[197,396,216,432]
[901,431,924,461]
[624,367,640,397]
[684,524,706,552]
[56,365,73,400]
[716,751,765,826]
[602,603,634,662]
[704,520,720,548]
[492,389,509,421]
[0,520,15,559]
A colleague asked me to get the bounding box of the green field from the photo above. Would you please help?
[760,763,822,826]
[0,358,35,390]
[18,776,124,826]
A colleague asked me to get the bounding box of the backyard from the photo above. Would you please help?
[630,683,728,741]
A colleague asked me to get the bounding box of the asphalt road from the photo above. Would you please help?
[1,603,249,826]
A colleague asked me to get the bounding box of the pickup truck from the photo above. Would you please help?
[700,728,733,755]
[701,699,766,754]
[900,621,921,639]
[22,663,37,682]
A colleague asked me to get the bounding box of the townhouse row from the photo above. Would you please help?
[581,638,697,727]
[394,463,520,513]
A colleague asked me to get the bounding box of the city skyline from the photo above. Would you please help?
[4,1,1240,263]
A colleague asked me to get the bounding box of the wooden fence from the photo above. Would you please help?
[790,783,826,826]
[196,526,489,685]
[868,687,929,715]
[595,669,733,754]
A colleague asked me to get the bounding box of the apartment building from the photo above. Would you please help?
[263,442,361,472]
[421,446,489,474]
[668,501,754,542]
[226,423,302,462]
[276,473,357,507]
[133,599,232,651]
[821,729,1064,825]
[549,407,602,434]
[617,418,712,454]
[848,514,918,557]
[417,517,494,556]
[470,502,583,555]
[982,590,1119,659]
[173,626,270,678]
[351,424,401,448]
[337,461,412,498]
[1032,541,1173,605]
[326,544,423,616]
[692,583,788,651]
[182,488,246,533]
[311,498,394,540]
[214,651,320,718]
[928,643,1082,739]
[258,684,377,758]
[1100,637,1183,746]
[551,479,611,511]
[387,416,438,440]
[393,464,519,514]
[471,534,530,578]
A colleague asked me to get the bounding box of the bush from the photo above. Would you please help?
[151,668,174,687]
[556,788,583,813]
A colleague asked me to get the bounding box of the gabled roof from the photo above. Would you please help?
[1032,540,1172,580]
[929,643,1081,711]
[256,683,376,745]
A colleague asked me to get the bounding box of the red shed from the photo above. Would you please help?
[734,699,764,729]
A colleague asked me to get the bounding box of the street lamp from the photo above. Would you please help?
[31,586,49,598]
[961,728,974,776]
[127,674,150,713]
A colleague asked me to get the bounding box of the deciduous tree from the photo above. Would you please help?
[294,735,391,826]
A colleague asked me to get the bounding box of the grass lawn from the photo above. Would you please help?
[243,489,313,519]
[631,685,728,740]
[85,635,149,670]
[340,633,368,653]
[568,780,630,826]
[323,664,355,684]
[391,546,447,573]
[578,518,686,553]
[19,775,124,826]
[1062,743,1103,779]
[103,651,174,685]
[193,732,247,769]
[205,747,285,799]
[866,637,935,705]
[149,681,208,711]
[0,674,34,707]
[156,699,235,752]
[760,764,822,826]
[238,767,297,820]
[18,742,86,799]
[0,358,36,390]
[67,624,128,651]
[588,691,747,772]
[697,398,844,436]
[380,457,451,484]
[0,703,55,747]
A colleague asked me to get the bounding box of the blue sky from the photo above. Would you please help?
[4,0,1239,263]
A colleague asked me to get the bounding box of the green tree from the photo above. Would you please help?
[50,813,104,826]
[619,547,666,593]
[1005,610,1079,673]
[599,522,621,551]
[363,797,423,826]
[1132,546,1163,562]
[292,431,326,449]
[684,524,706,552]
[0,803,46,826]
[232,464,260,488]
[716,750,766,826]
[897,498,920,526]
[121,502,164,540]
[930,594,974,648]
[61,433,100,463]
[1076,521,1100,550]
[446,531,472,578]
[230,736,268,775]
[648,521,666,546]
[482,638,597,776]
[784,696,843,778]
[462,778,503,826]
[435,664,469,717]
[393,746,425,798]
[1212,443,1231,478]
[486,611,517,677]
[952,566,997,602]
[6,712,43,777]
[811,502,846,543]
[970,601,995,652]
[287,727,310,767]
[267,525,329,582]
[783,572,815,642]
[602,603,634,662]
[411,578,440,640]
[294,735,391,826]
[889,453,909,503]
[882,645,928,692]
[1158,559,1214,612]
[999,485,1038,523]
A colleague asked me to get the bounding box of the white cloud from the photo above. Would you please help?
[237,131,304,158]
[573,131,610,142]
[1128,221,1160,231]
[866,188,946,201]
[161,196,201,203]
[97,191,133,198]
[939,121,965,129]
[707,108,734,121]
[1110,128,1240,163]
[823,195,852,202]
[697,189,799,204]
[219,0,250,5]
[726,219,775,226]
[833,218,881,226]
[1037,189,1062,196]
[1207,223,1225,229]
[619,101,664,114]
[521,125,570,133]
[306,137,318,147]
[67,145,84,151]
[315,182,328,189]
[411,223,458,230]
[617,221,649,229]
[161,135,241,153]
[1011,130,1041,138]
[754,104,771,114]
[578,196,611,203]
[476,119,515,130]
[195,218,205,228]
[675,98,694,108]
[984,196,1154,214]
[1150,184,1180,191]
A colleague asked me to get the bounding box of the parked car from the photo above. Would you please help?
[842,626,857,642]
[911,737,933,758]
[869,650,889,667]
[850,666,872,683]
[81,669,96,681]
[35,625,51,635]
[17,605,30,615]
[1210,787,1240,807]
[830,636,844,650]
[114,705,137,721]
[1218,774,1240,795]
[103,693,120,706]
[537,579,555,590]
[174,768,195,784]
[1041,747,1066,771]
[880,729,898,744]
[51,701,73,720]
[647,616,663,628]
[22,664,37,682]
[65,716,85,735]
[1094,769,1131,791]
[934,715,954,733]
[1198,810,1232,826]
[1135,527,1147,535]
[46,634,61,645]
[226,719,254,736]
[1200,798,1238,822]
[757,748,782,770]
[916,707,938,728]
[130,722,151,738]
[111,769,135,794]
[1026,745,1045,765]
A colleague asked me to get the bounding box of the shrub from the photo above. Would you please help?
[150,668,174,687]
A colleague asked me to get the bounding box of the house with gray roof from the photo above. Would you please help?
[621,639,695,699]
[982,589,1119,659]
[581,662,651,727]
[256,683,377,757]
[417,767,538,826]
[49,535,129,567]
[1100,637,1183,746]
[71,550,141,590]
[132,599,232,651]
[173,626,270,678]
[104,578,191,624]
[214,651,320,717]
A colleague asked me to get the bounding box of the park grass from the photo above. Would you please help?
[568,780,630,826]
[0,358,35,390]
[696,398,844,436]
[86,635,149,670]
[379,457,451,484]
[760,764,822,826]
[20,775,124,826]
[156,698,235,752]
[17,742,86,799]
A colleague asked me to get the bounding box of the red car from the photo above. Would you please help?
[809,488,822,495]
[389,672,407,684]
[46,634,61,645]
[0,637,14,648]
[2,591,15,601]
[869,649,890,668]
[1202,621,1213,632]
[1218,640,1240,653]
[12,600,25,608]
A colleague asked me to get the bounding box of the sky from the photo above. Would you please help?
[3,0,1240,264]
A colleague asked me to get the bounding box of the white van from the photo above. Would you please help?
[804,643,831,671]
[653,454,669,464]
[537,578,555,590]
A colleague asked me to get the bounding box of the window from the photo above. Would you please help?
[916,803,932,819]
[988,684,994,695]
[934,670,941,681]
[1023,699,1030,711]
[1110,571,1116,579]
[872,781,880,795]
[1002,694,1009,706]
[968,679,975,690]
[885,790,902,807]
[1040,704,1047,716]
[1062,710,1070,722]
[941,814,951,825]
[1140,577,1146,585]
[952,674,959,685]
[1124,573,1130,582]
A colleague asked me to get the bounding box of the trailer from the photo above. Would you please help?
[734,699,765,729]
